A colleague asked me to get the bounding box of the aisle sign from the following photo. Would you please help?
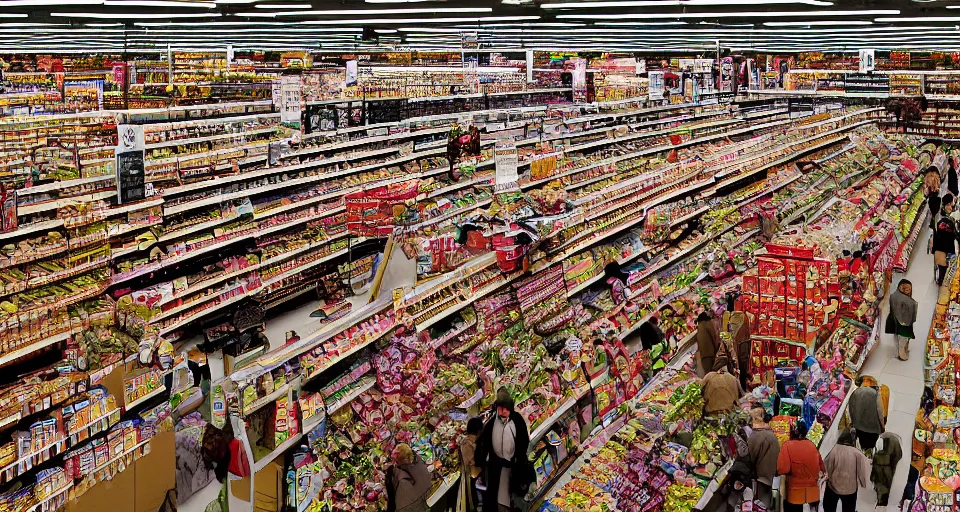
[115,124,145,204]
[280,75,302,127]
[345,60,358,86]
[648,71,665,100]
[494,140,519,191]
[571,58,587,103]
[636,59,646,75]
[859,49,876,73]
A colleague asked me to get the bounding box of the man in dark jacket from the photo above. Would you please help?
[933,197,959,286]
[475,388,531,512]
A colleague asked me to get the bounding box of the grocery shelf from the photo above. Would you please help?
[253,432,304,473]
[143,126,278,150]
[241,378,299,417]
[90,438,151,474]
[29,482,72,512]
[325,377,375,414]
[125,385,166,410]
[0,333,70,367]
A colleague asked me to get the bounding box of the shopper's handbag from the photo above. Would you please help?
[884,313,898,335]
[157,489,177,512]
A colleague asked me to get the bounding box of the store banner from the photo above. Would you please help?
[648,71,665,100]
[345,60,358,86]
[460,31,478,50]
[526,50,534,83]
[636,59,646,75]
[115,124,146,205]
[571,58,587,103]
[280,75,302,128]
[494,140,519,192]
[859,49,876,73]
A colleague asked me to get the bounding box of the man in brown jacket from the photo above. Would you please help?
[747,405,780,507]
[702,367,742,415]
[695,312,720,378]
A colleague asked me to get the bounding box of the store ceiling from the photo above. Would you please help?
[3,0,960,53]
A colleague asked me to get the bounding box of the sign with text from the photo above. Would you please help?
[116,124,146,204]
[859,49,876,73]
[494,140,519,192]
[648,70,665,100]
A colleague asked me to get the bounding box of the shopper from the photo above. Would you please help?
[823,428,870,512]
[872,431,903,510]
[777,422,825,512]
[848,375,886,452]
[475,388,531,512]
[747,405,779,508]
[695,312,720,378]
[386,443,432,512]
[888,279,918,360]
[701,366,742,416]
[638,316,665,351]
[900,387,936,511]
[933,198,959,286]
[458,417,484,511]
[949,161,959,196]
[929,190,942,230]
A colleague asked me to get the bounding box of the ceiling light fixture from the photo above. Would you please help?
[51,11,221,17]
[596,21,687,25]
[103,0,216,6]
[254,3,312,7]
[245,6,491,15]
[543,0,832,6]
[764,20,871,25]
[875,16,960,20]
[558,9,898,19]
[0,0,101,5]
[299,16,539,24]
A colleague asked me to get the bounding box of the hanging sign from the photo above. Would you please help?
[280,75,302,127]
[345,60,358,87]
[648,70,665,100]
[858,49,876,73]
[636,59,646,75]
[494,140,519,192]
[460,31,478,50]
[115,124,145,205]
[571,58,587,103]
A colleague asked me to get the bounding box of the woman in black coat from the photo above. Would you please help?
[949,161,959,197]
[474,389,532,512]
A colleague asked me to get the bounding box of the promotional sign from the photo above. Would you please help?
[636,59,646,75]
[280,75,302,127]
[859,49,876,73]
[648,70,665,100]
[345,60,358,86]
[571,58,587,103]
[115,124,145,204]
[460,31,478,50]
[494,140,519,191]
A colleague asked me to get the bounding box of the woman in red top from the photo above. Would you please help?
[777,422,826,512]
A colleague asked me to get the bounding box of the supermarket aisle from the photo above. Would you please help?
[854,226,933,511]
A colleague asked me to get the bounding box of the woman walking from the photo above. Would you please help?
[872,431,903,511]
[777,422,825,512]
[888,279,918,360]
[823,428,870,512]
[933,198,959,286]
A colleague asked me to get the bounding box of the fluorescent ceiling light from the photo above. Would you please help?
[544,0,832,6]
[765,20,871,25]
[365,0,431,2]
[244,6,491,15]
[51,11,221,17]
[597,21,687,25]
[374,28,398,33]
[254,2,311,6]
[558,9,898,18]
[0,0,101,4]
[103,0,216,6]
[299,16,539,24]
[875,16,960,20]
